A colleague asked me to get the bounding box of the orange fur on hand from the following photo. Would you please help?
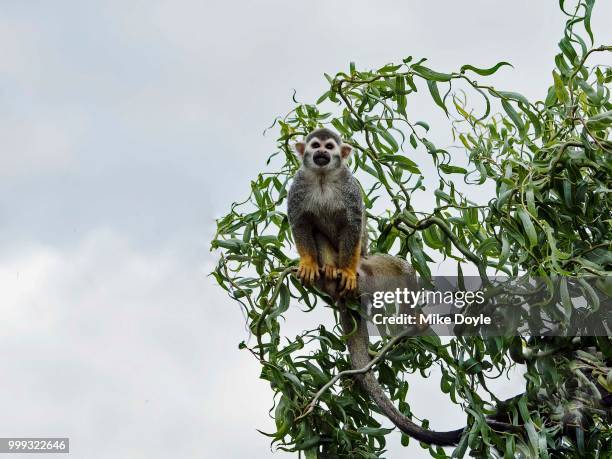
[337,241,361,294]
[322,264,337,280]
[296,249,320,285]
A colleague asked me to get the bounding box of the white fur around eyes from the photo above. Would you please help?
[308,137,337,149]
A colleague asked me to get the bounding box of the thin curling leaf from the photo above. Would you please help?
[357,427,394,436]
[496,90,530,106]
[578,277,600,312]
[270,283,290,318]
[439,164,467,174]
[586,110,612,130]
[577,79,601,105]
[560,277,573,320]
[501,100,525,134]
[412,64,453,82]
[558,37,578,65]
[555,53,572,77]
[498,233,510,267]
[427,80,448,114]
[382,154,421,174]
[517,208,538,248]
[520,105,542,139]
[552,70,569,104]
[525,186,537,216]
[584,0,595,43]
[460,61,512,76]
[395,75,407,116]
[415,120,430,131]
[316,91,331,104]
[407,235,432,279]
[379,129,399,152]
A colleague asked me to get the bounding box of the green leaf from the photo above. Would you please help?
[525,186,537,216]
[427,80,448,114]
[460,61,512,76]
[439,164,467,175]
[415,121,430,131]
[577,277,600,312]
[501,100,525,134]
[379,129,399,152]
[396,75,407,116]
[586,110,612,130]
[357,426,394,436]
[552,70,569,104]
[382,154,420,174]
[316,91,330,104]
[498,233,510,267]
[496,90,529,105]
[412,64,453,82]
[560,277,573,319]
[517,209,537,248]
[584,0,595,43]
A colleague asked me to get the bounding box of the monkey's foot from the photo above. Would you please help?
[297,258,320,285]
[322,264,337,280]
[337,267,358,295]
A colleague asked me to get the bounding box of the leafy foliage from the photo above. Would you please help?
[212,1,611,457]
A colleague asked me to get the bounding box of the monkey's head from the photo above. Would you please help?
[294,128,352,173]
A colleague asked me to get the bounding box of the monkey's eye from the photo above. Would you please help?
[325,143,334,150]
[311,142,320,149]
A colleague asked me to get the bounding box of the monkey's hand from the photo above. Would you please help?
[297,255,320,285]
[322,264,337,280]
[337,267,358,295]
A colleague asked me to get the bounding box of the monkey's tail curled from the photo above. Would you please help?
[337,300,465,446]
[337,302,522,445]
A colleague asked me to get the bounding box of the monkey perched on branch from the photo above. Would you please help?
[288,128,366,295]
[286,128,483,446]
[287,127,417,304]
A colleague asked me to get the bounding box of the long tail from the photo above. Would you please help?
[337,301,465,446]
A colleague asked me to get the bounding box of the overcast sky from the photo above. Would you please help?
[1,1,611,458]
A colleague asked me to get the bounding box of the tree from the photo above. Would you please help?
[211,1,611,456]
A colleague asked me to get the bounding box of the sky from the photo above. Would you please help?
[0,1,610,458]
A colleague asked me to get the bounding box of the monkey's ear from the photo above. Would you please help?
[340,143,352,159]
[294,142,306,158]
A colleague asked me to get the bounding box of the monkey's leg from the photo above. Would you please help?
[291,216,320,285]
[337,229,362,295]
[314,232,338,280]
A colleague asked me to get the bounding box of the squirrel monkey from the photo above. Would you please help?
[288,128,367,294]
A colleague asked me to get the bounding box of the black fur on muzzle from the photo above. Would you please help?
[313,151,331,166]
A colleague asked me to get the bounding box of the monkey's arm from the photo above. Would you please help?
[290,214,320,284]
[314,232,338,280]
[335,177,366,293]
[336,210,363,294]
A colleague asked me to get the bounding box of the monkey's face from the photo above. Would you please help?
[295,136,352,173]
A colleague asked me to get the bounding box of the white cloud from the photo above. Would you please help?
[0,230,294,458]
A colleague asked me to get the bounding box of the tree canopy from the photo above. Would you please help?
[212,1,611,457]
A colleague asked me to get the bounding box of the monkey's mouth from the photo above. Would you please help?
[313,152,331,166]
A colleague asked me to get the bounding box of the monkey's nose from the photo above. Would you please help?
[313,151,330,166]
